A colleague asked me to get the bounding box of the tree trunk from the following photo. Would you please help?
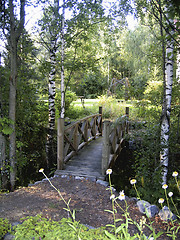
[61,0,65,119]
[0,133,9,189]
[160,20,174,185]
[8,0,25,190]
[46,48,57,170]
[46,0,59,171]
[9,40,17,190]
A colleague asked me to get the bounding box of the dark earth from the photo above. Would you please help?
[0,176,179,239]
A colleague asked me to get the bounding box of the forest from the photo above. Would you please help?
[0,0,179,200]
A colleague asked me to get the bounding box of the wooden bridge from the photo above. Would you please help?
[55,107,129,180]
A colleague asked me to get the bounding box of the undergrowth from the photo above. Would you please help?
[1,169,179,240]
[13,216,108,240]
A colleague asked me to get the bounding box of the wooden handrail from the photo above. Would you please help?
[57,107,102,170]
[102,107,129,175]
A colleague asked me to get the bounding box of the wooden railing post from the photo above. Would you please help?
[73,124,78,151]
[102,120,110,175]
[125,107,129,133]
[126,107,129,117]
[57,118,64,170]
[99,106,103,135]
[99,106,102,115]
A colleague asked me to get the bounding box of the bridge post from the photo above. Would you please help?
[125,107,129,133]
[57,118,64,170]
[125,107,129,117]
[99,106,103,135]
[102,121,110,175]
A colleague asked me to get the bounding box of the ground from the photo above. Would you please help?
[0,176,179,239]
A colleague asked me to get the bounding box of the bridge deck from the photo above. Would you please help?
[55,137,105,180]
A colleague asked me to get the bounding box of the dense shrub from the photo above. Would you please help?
[55,90,77,117]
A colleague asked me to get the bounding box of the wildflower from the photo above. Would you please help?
[118,190,125,201]
[106,169,112,175]
[158,198,164,204]
[168,192,173,197]
[130,179,137,185]
[162,184,168,189]
[110,194,115,200]
[172,171,178,177]
[39,168,44,173]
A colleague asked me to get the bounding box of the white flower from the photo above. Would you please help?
[168,192,173,197]
[162,184,168,189]
[110,194,115,200]
[172,171,178,177]
[118,190,125,201]
[106,169,112,175]
[39,168,44,173]
[130,179,137,185]
[158,198,164,204]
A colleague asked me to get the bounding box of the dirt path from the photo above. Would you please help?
[0,176,179,239]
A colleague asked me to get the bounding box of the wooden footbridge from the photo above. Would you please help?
[55,107,129,180]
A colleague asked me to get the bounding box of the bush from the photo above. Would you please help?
[98,95,125,120]
[0,218,11,239]
[55,90,77,116]
[13,215,108,240]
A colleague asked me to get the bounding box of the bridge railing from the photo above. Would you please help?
[102,107,129,175]
[57,107,102,170]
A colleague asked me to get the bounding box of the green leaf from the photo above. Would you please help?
[104,209,114,214]
[2,126,13,135]
[104,230,117,240]
[115,225,124,234]
[115,218,123,223]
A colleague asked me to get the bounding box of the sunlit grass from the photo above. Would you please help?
[71,96,161,123]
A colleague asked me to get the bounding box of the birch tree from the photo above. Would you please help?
[60,0,65,120]
[134,0,179,184]
[47,0,60,170]
[160,5,175,184]
[37,0,105,171]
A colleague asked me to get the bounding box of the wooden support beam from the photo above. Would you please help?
[102,121,110,175]
[57,118,64,170]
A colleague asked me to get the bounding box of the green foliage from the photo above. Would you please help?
[15,99,48,186]
[144,80,163,105]
[130,124,163,203]
[98,95,126,120]
[55,90,77,117]
[0,118,13,135]
[0,218,11,239]
[132,100,161,122]
[13,215,108,240]
[65,105,94,120]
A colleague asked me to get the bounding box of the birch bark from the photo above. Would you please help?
[160,7,174,185]
[60,0,65,119]
[46,0,59,170]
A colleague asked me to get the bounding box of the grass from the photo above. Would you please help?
[71,96,161,123]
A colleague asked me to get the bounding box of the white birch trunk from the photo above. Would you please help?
[46,0,59,170]
[160,20,174,185]
[60,0,65,119]
[176,51,180,83]
[46,48,56,169]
